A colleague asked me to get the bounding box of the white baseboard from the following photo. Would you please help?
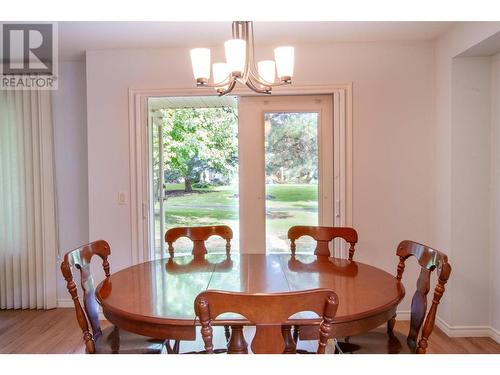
[436,316,494,338]
[56,298,74,308]
[490,327,500,344]
[396,310,500,343]
[395,309,410,321]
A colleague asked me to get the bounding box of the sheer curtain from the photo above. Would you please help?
[0,90,57,309]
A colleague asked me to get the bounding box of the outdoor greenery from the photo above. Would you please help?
[153,183,318,254]
[153,107,238,193]
[151,105,320,255]
[265,112,318,184]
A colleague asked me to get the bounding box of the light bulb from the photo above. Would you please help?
[257,60,276,84]
[213,62,230,89]
[224,39,246,76]
[274,46,294,82]
[190,48,211,84]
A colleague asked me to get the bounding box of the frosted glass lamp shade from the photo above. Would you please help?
[213,62,230,88]
[190,48,211,83]
[274,46,294,81]
[257,60,276,84]
[224,39,246,75]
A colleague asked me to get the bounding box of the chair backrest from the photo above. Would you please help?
[194,288,339,354]
[60,240,111,354]
[165,225,233,257]
[395,240,452,354]
[288,226,358,259]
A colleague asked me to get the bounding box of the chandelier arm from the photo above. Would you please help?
[232,21,239,39]
[244,76,271,94]
[247,22,291,88]
[247,69,292,88]
[249,22,262,81]
[241,21,252,83]
[197,75,236,88]
[217,79,237,96]
[248,69,275,87]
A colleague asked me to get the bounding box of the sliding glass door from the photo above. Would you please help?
[148,95,334,258]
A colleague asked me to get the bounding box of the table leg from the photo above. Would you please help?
[227,326,248,354]
[281,325,297,354]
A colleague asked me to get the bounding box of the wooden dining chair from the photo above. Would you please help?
[288,226,358,259]
[165,225,234,346]
[60,240,166,354]
[165,225,233,257]
[194,288,339,354]
[338,240,452,354]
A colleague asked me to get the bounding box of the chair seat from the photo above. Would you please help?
[93,325,165,354]
[338,328,416,354]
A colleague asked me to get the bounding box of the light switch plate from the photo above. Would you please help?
[118,191,128,205]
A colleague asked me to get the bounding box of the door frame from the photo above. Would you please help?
[128,83,353,262]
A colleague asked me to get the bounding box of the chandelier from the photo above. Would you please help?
[189,21,294,96]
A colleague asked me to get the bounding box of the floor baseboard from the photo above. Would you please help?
[56,298,74,308]
[395,309,410,321]
[436,316,491,337]
[395,310,500,343]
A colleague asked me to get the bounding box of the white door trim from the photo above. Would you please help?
[128,83,353,261]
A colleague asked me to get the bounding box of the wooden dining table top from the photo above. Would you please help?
[95,253,405,340]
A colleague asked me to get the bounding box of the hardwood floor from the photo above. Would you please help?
[0,308,499,354]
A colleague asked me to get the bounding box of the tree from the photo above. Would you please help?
[265,112,318,184]
[157,107,238,192]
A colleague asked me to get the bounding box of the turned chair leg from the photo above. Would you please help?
[387,314,396,335]
[292,325,299,343]
[166,339,180,354]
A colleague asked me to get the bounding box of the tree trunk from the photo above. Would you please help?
[184,178,193,193]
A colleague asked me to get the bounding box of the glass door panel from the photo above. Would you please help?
[264,112,319,252]
[149,97,239,259]
[238,94,333,254]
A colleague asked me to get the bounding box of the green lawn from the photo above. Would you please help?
[266,184,318,203]
[153,183,318,255]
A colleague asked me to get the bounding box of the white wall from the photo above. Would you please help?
[53,61,89,302]
[433,22,500,326]
[450,57,491,327]
[434,23,500,339]
[491,53,500,337]
[85,42,435,310]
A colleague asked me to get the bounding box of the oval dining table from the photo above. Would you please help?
[96,253,405,353]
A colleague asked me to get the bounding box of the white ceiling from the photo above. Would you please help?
[58,21,457,61]
[459,31,500,57]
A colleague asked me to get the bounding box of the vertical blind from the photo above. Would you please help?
[0,90,57,309]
